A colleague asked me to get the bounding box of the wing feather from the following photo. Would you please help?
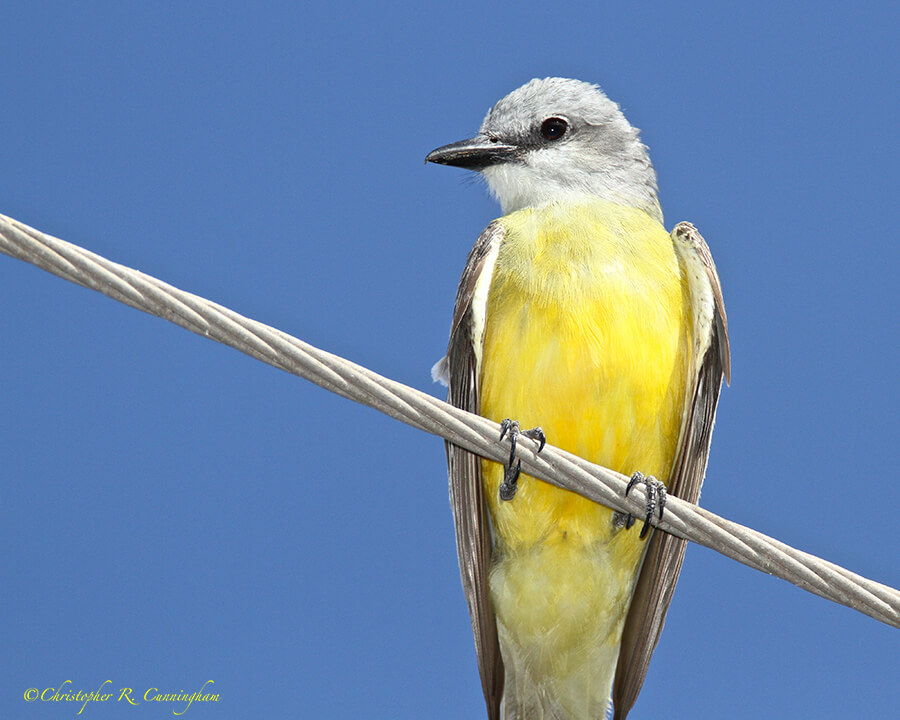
[612,221,730,719]
[443,222,505,720]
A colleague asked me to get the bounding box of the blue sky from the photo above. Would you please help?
[1,2,897,718]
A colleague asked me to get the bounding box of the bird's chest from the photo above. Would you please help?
[478,212,692,550]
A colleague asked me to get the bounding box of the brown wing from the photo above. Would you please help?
[442,221,505,720]
[612,221,731,719]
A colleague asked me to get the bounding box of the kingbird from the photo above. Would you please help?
[427,78,730,720]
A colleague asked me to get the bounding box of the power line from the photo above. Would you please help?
[1,211,897,629]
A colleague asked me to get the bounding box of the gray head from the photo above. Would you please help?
[427,78,661,222]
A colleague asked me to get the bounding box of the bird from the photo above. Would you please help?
[426,78,730,720]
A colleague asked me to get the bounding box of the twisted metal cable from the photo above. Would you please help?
[1,212,898,629]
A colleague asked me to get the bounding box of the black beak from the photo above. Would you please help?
[425,136,519,170]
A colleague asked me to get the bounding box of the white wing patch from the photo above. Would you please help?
[468,232,503,374]
[432,229,503,387]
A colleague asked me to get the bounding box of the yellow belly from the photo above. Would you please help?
[478,199,692,716]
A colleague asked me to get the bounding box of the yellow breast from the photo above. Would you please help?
[476,199,696,715]
[480,198,693,558]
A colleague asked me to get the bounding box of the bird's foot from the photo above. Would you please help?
[498,419,545,501]
[621,471,667,539]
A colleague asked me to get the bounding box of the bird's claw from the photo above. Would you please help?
[498,419,546,501]
[623,471,667,539]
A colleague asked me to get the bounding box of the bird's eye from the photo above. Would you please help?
[540,117,568,141]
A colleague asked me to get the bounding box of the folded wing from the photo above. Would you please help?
[613,222,731,720]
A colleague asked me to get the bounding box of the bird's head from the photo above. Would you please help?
[426,77,660,222]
